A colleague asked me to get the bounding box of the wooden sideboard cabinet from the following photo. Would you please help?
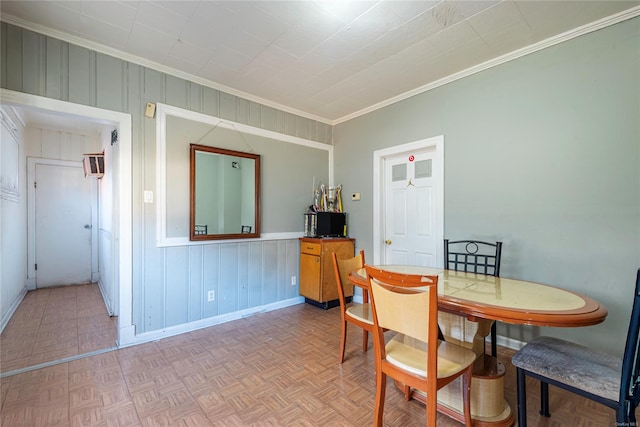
[299,237,355,309]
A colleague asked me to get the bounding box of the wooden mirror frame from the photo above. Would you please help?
[189,143,261,241]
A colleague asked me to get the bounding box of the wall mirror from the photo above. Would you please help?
[156,103,332,247]
[190,144,260,240]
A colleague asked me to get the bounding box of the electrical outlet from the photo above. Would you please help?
[207,290,215,302]
[291,276,297,286]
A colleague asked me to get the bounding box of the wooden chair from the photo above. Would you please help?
[444,239,503,356]
[331,250,372,364]
[512,268,640,427]
[366,265,476,426]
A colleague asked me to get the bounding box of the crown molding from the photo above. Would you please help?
[2,5,639,127]
[332,6,640,125]
[0,15,333,126]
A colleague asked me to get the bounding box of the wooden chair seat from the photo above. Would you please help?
[386,334,477,379]
[345,303,373,325]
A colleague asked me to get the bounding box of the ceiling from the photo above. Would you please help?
[1,1,639,124]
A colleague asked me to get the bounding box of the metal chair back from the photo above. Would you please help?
[444,239,502,276]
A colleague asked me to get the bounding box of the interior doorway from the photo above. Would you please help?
[373,136,444,266]
[30,160,95,288]
[0,88,133,374]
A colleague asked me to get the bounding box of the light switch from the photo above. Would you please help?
[144,191,153,203]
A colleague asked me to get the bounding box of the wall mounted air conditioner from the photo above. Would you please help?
[83,152,105,178]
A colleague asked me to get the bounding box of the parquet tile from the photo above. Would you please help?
[1,302,629,426]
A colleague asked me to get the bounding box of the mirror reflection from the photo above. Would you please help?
[190,144,260,240]
[159,104,329,246]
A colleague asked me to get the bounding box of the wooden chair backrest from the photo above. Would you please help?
[366,265,438,344]
[332,250,364,305]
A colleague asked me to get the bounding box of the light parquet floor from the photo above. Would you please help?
[1,283,117,374]
[0,303,621,426]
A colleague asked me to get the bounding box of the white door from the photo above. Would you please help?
[35,162,92,287]
[373,136,444,267]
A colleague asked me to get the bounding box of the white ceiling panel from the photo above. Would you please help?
[78,15,130,49]
[167,40,212,71]
[1,0,638,123]
[135,2,191,37]
[80,1,138,31]
[469,1,533,52]
[127,22,176,58]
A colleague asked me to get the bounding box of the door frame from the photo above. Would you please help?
[372,135,444,266]
[27,158,98,288]
[1,89,134,347]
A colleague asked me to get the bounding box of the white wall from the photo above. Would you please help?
[0,107,27,331]
[98,126,116,315]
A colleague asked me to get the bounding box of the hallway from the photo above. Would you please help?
[1,283,117,375]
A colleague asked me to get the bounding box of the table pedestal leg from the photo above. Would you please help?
[397,354,514,427]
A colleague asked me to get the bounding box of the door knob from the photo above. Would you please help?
[84,224,92,229]
[385,239,392,245]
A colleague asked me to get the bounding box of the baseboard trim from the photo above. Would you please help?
[0,287,27,333]
[494,334,527,351]
[96,279,114,316]
[119,296,305,348]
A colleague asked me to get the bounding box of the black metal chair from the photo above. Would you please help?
[512,268,640,427]
[444,239,503,356]
[194,224,207,235]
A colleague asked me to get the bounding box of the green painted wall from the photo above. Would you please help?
[334,17,640,355]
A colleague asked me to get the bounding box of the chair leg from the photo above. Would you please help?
[616,399,634,425]
[426,385,438,427]
[516,367,528,427]
[461,364,473,426]
[362,329,368,352]
[339,320,347,364]
[490,321,497,357]
[615,401,626,425]
[629,401,637,425]
[374,371,386,427]
[540,381,550,417]
[402,384,411,401]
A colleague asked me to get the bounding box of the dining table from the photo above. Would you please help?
[348,265,608,427]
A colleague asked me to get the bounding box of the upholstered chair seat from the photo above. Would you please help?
[512,336,621,402]
[512,268,640,427]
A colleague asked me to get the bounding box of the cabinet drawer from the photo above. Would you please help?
[300,242,321,256]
